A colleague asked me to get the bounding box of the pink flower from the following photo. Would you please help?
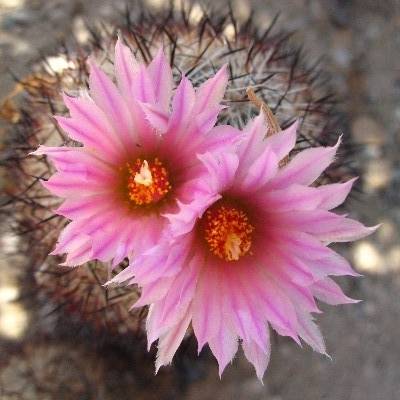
[114,114,376,380]
[32,37,239,267]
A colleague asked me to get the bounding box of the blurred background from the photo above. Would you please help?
[0,0,399,399]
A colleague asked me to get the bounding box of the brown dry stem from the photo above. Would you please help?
[246,87,289,166]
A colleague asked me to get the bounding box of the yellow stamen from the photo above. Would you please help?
[125,157,171,206]
[203,203,254,261]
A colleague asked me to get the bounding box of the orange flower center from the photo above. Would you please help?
[203,203,254,261]
[126,157,171,206]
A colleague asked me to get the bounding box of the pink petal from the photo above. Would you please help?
[208,326,239,378]
[37,148,114,177]
[53,222,93,266]
[248,269,300,342]
[275,210,376,242]
[147,49,173,111]
[189,124,242,156]
[31,146,70,156]
[192,265,222,351]
[264,120,298,161]
[152,254,199,329]
[238,114,267,169]
[132,238,189,284]
[132,276,175,308]
[273,231,332,260]
[270,138,341,189]
[268,249,315,286]
[140,102,169,133]
[308,252,360,277]
[164,194,221,237]
[193,64,228,113]
[42,171,110,198]
[88,59,136,151]
[56,195,112,219]
[311,277,360,305]
[58,96,123,161]
[155,307,192,372]
[237,147,278,192]
[275,276,320,313]
[90,220,131,262]
[198,151,239,192]
[112,239,133,268]
[295,308,327,354]
[147,303,173,348]
[114,35,138,99]
[166,76,195,142]
[242,337,271,382]
[316,178,357,210]
[107,262,134,285]
[187,105,225,139]
[131,65,156,103]
[225,270,270,349]
[61,239,93,266]
[257,185,322,212]
[51,221,86,254]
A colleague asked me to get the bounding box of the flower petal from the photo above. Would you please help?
[257,184,322,212]
[295,308,327,354]
[132,276,175,308]
[242,337,271,382]
[155,307,192,372]
[131,65,156,103]
[238,114,267,168]
[274,210,377,242]
[163,194,221,237]
[193,64,228,113]
[311,277,360,305]
[270,138,341,189]
[208,326,239,377]
[315,178,357,210]
[192,265,223,351]
[88,59,136,151]
[140,102,169,133]
[237,146,278,192]
[166,76,195,141]
[132,238,189,284]
[198,151,239,193]
[273,231,332,260]
[308,252,360,277]
[248,268,300,342]
[152,253,199,329]
[264,120,298,161]
[58,95,123,161]
[114,35,138,99]
[225,269,271,349]
[147,49,173,111]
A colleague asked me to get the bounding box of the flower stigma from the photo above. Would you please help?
[134,160,153,186]
[126,157,171,206]
[203,202,254,261]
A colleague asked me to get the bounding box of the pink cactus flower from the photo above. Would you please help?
[32,38,238,267]
[113,114,376,380]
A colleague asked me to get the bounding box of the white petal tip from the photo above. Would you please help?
[102,279,115,287]
[59,262,77,268]
[334,135,343,149]
[369,224,381,233]
[197,342,205,355]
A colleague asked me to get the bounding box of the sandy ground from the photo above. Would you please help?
[0,0,399,399]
